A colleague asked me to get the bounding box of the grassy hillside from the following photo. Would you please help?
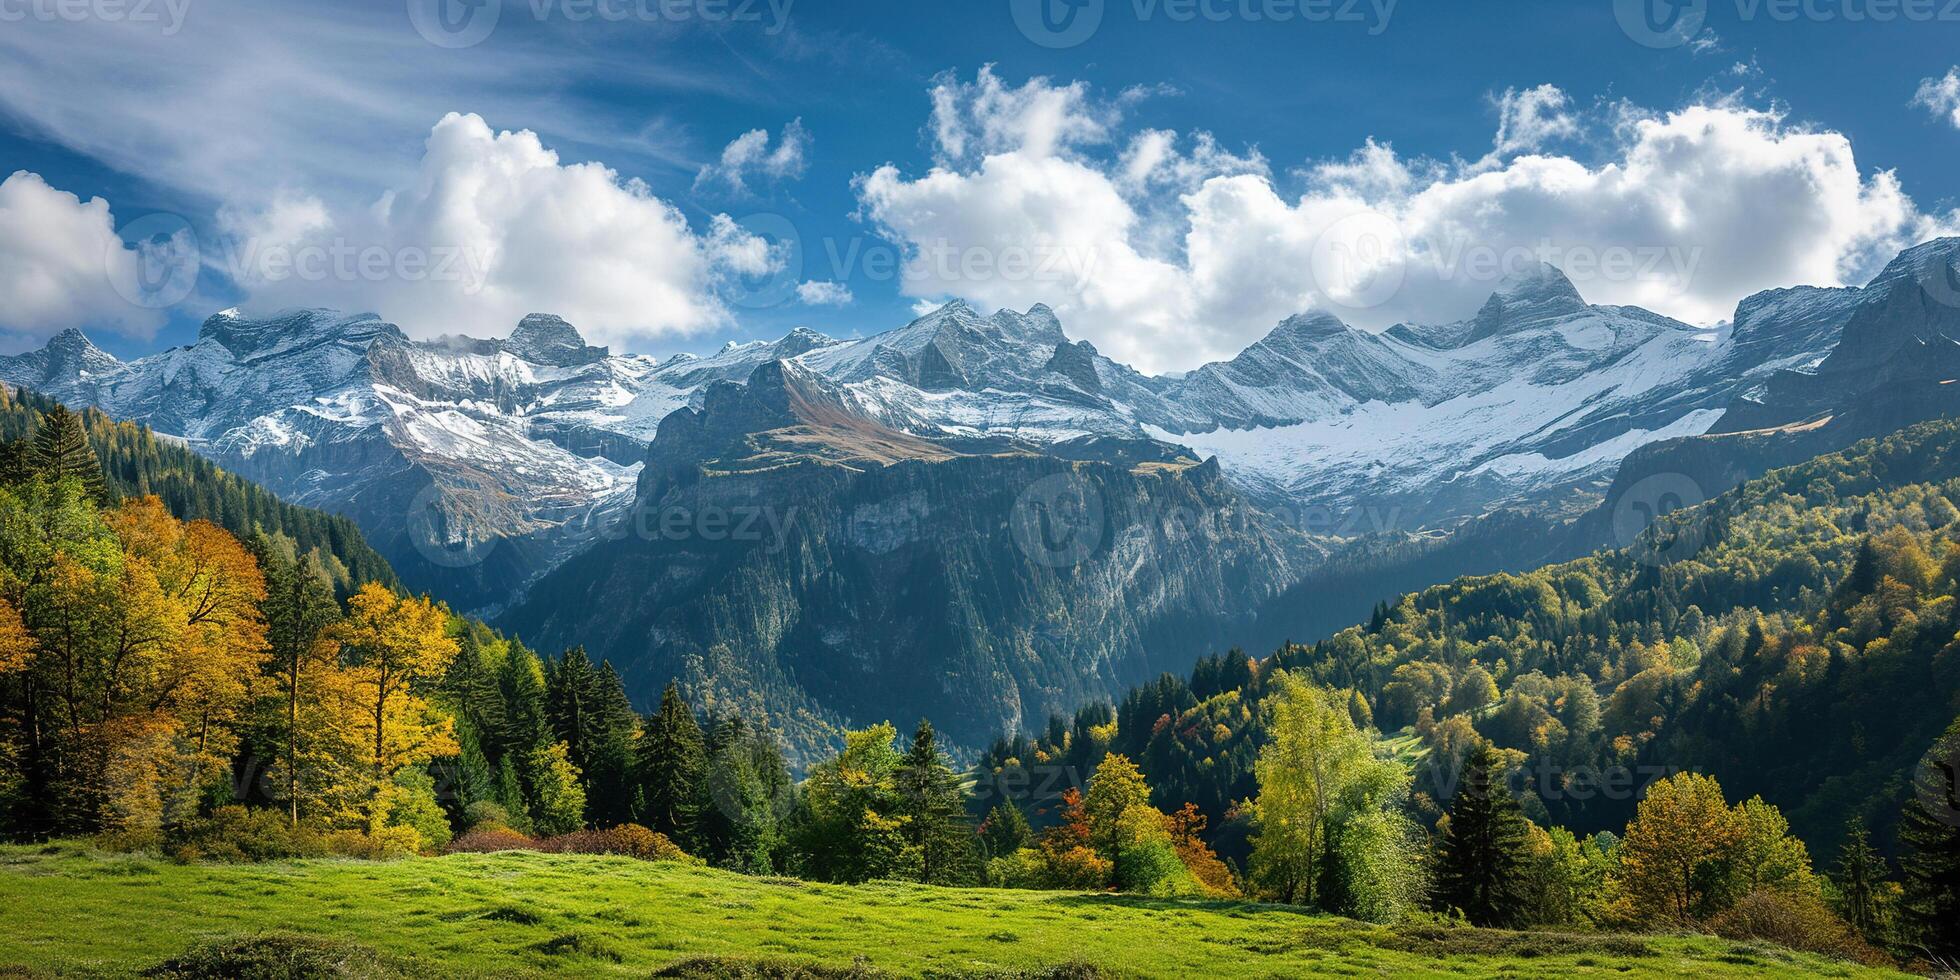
[0,846,1898,979]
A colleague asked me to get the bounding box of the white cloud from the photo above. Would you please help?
[0,171,176,346]
[224,113,771,347]
[928,66,1116,164]
[857,71,1953,374]
[1912,68,1960,129]
[796,280,854,306]
[695,119,811,194]
[1488,85,1579,159]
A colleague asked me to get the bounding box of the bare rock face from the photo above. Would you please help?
[504,364,1312,758]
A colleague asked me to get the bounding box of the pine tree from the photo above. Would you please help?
[1433,744,1532,926]
[980,802,1034,860]
[583,662,641,827]
[29,404,104,499]
[1831,817,1886,941]
[1900,720,1960,959]
[544,648,638,826]
[894,719,977,885]
[635,681,705,850]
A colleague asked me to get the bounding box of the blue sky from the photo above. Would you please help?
[3,0,1959,371]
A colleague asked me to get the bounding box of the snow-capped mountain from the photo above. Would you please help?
[1,255,1870,609]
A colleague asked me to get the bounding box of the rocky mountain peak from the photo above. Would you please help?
[1463,263,1589,344]
[506,314,609,367]
[198,309,408,361]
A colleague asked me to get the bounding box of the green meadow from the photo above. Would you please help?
[0,844,1903,979]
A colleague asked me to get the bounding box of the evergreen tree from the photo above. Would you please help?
[699,716,789,872]
[1830,817,1886,941]
[29,404,104,499]
[894,719,977,885]
[635,681,706,850]
[544,648,639,826]
[1900,720,1960,959]
[1433,744,1532,927]
[980,802,1034,860]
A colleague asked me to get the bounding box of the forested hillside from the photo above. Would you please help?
[982,416,1960,869]
[0,385,396,592]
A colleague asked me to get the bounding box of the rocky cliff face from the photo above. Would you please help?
[502,361,1311,756]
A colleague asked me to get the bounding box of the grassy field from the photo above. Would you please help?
[0,843,1905,978]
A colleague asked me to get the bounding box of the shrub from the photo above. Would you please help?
[319,827,423,862]
[1039,845,1113,890]
[443,824,538,855]
[986,847,1048,889]
[1114,838,1189,895]
[164,807,328,863]
[462,800,511,830]
[145,932,400,978]
[1710,888,1888,965]
[539,824,700,863]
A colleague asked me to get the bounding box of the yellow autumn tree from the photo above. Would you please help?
[0,597,33,674]
[319,585,459,838]
[1612,772,1743,923]
[98,499,268,828]
[7,496,267,831]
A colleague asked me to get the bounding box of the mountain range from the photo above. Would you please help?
[8,240,1957,750]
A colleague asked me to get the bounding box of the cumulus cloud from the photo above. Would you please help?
[1488,85,1579,160]
[928,66,1117,164]
[694,119,811,194]
[796,280,854,306]
[1912,68,1960,128]
[223,113,771,346]
[0,171,179,347]
[856,70,1953,374]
